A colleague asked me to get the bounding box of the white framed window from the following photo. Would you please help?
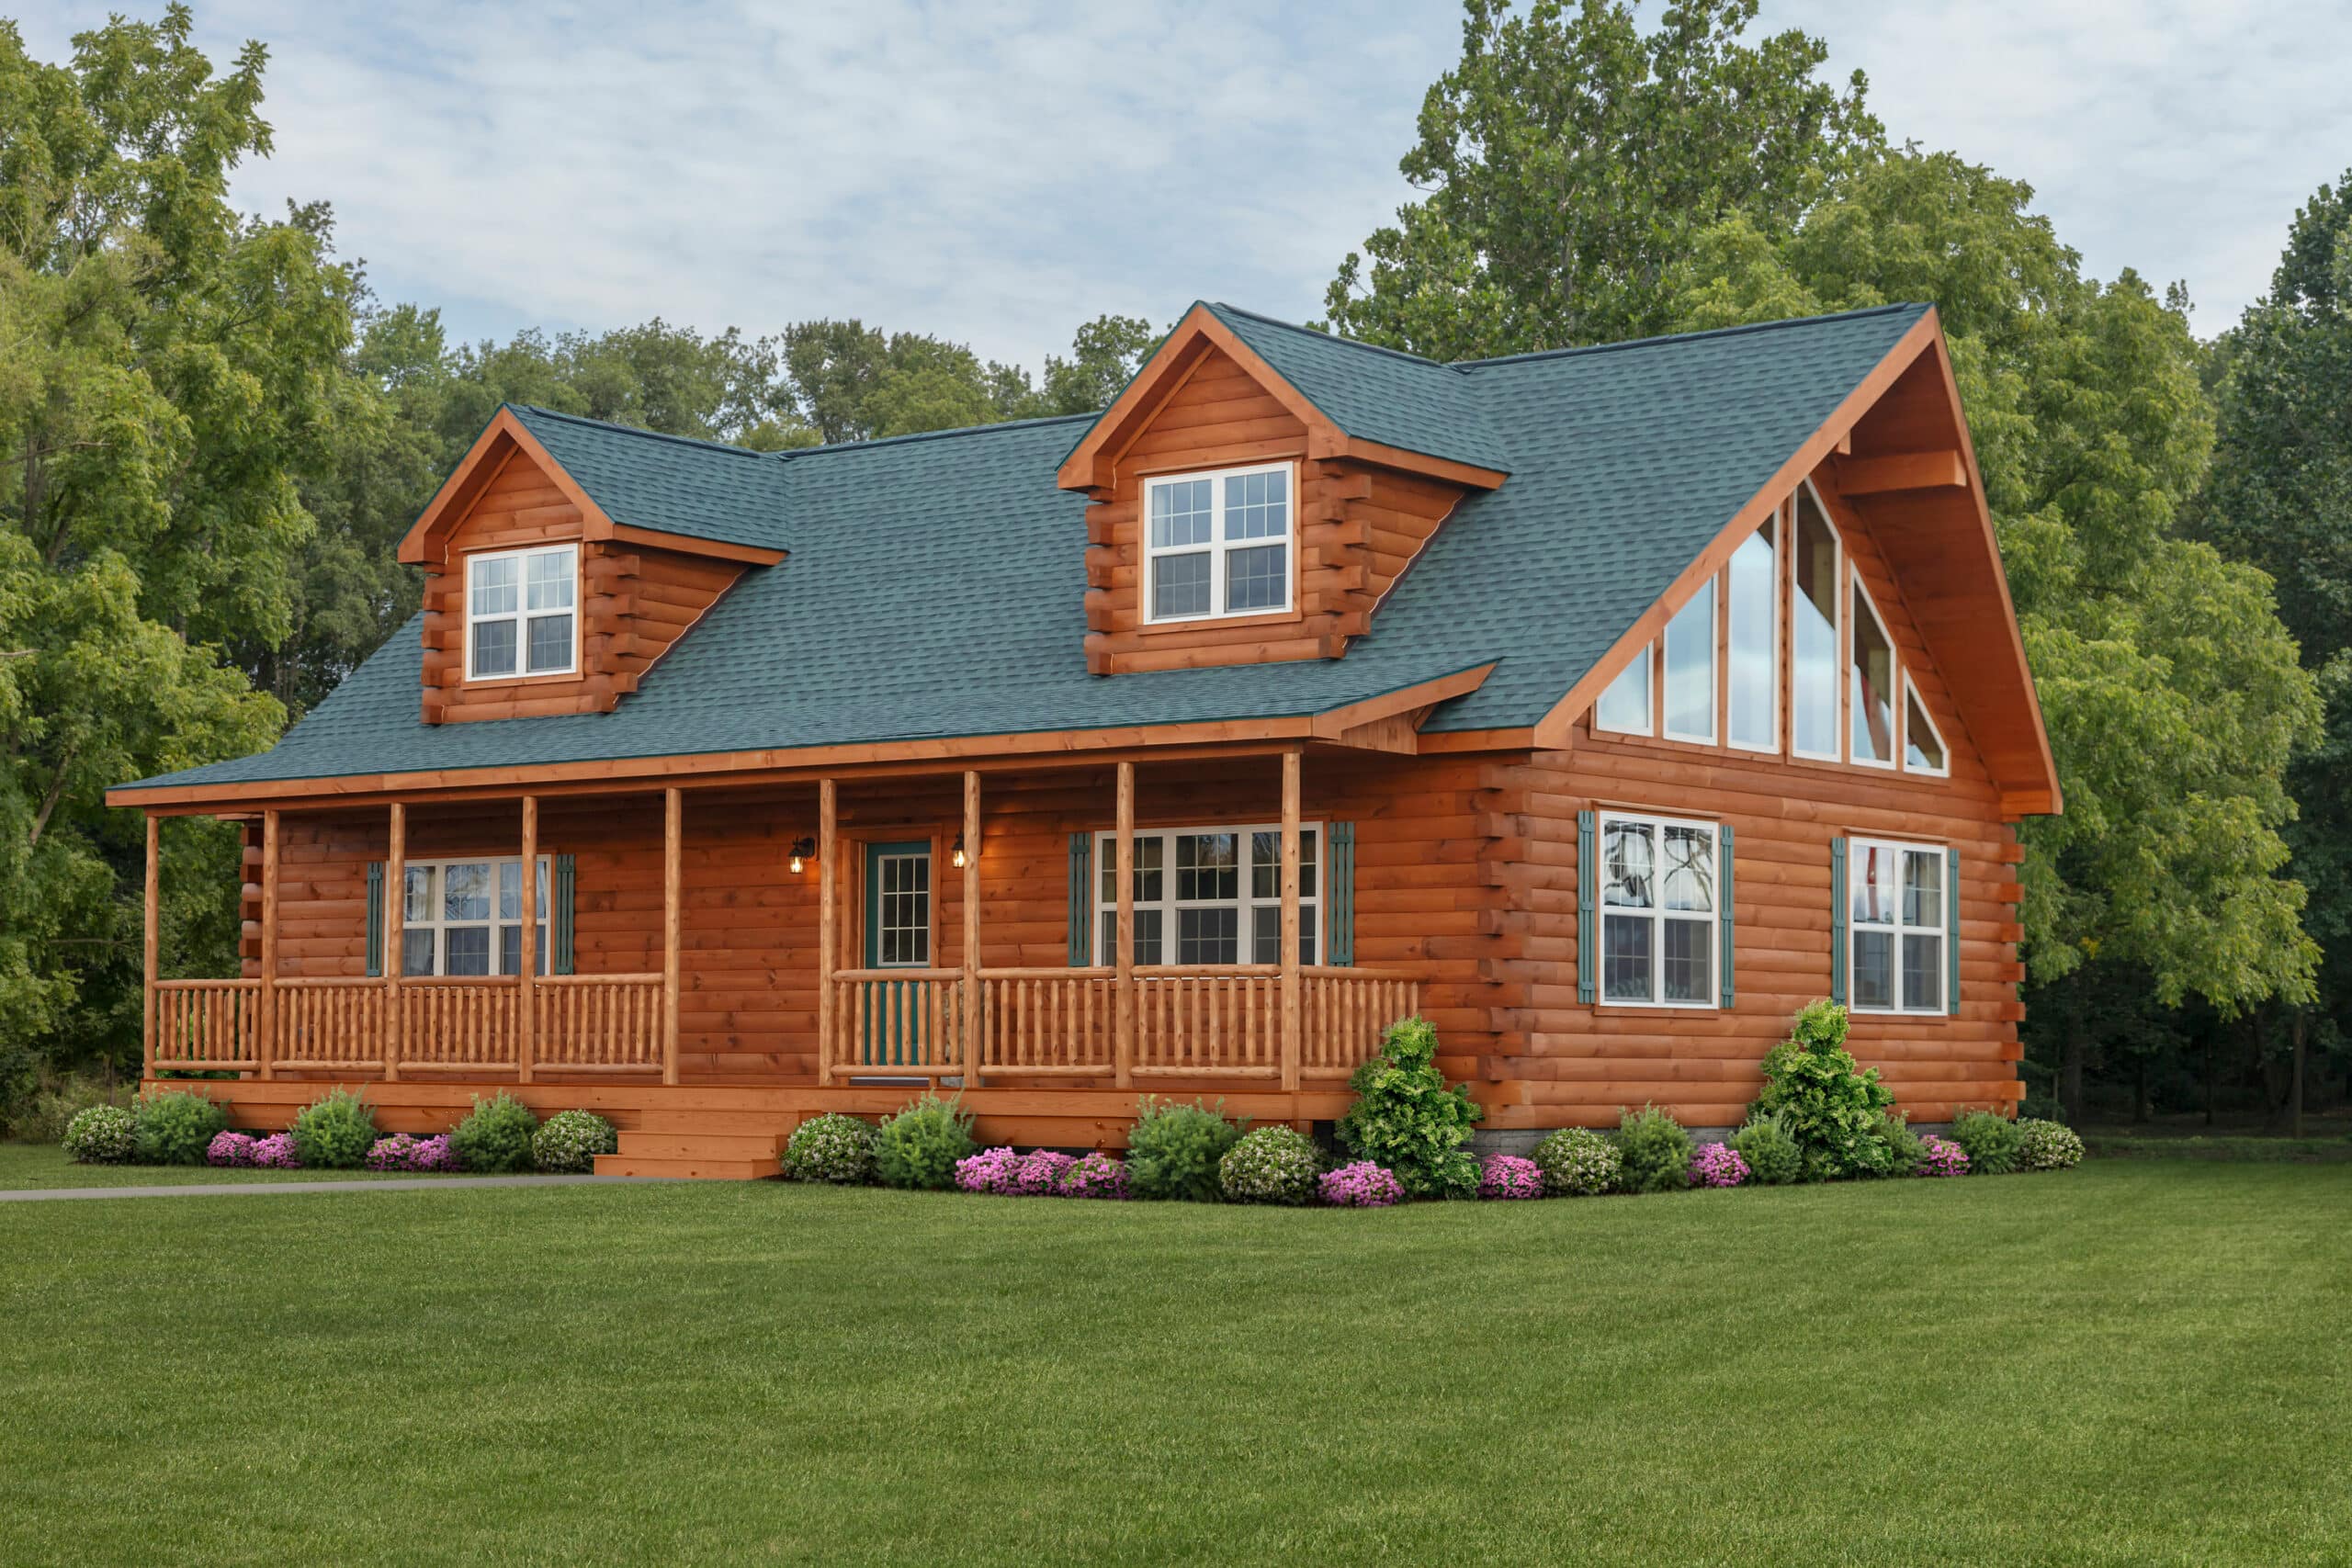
[400,856,550,976]
[1598,810,1719,1008]
[1726,512,1778,752]
[1849,578,1897,769]
[1791,481,1841,761]
[1093,824,1317,965]
[1595,646,1654,736]
[1903,673,1949,776]
[1849,839,1944,1013]
[465,544,578,680]
[1661,581,1716,743]
[1143,463,1294,623]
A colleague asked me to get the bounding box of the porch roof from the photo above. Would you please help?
[119,302,1931,797]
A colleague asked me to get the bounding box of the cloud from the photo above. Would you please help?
[13,0,2346,362]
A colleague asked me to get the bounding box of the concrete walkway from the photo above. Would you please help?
[0,1174,677,1202]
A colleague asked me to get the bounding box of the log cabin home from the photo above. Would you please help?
[107,299,2058,1177]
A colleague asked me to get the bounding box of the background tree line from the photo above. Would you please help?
[5,1,2346,1135]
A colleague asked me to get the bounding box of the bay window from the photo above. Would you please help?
[1144,463,1293,623]
[1600,810,1719,1007]
[401,857,550,976]
[1848,839,1943,1012]
[1094,824,1317,964]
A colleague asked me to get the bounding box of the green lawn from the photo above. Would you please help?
[3,1165,2346,1565]
[0,1145,470,1190]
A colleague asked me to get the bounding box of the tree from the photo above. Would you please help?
[2193,170,2352,1132]
[1325,0,1881,360]
[0,6,318,1081]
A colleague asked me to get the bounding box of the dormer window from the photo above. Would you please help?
[1144,462,1293,623]
[466,544,578,680]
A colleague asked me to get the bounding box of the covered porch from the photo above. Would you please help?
[139,748,1423,1159]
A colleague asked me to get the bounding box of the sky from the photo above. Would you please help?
[15,1,2352,369]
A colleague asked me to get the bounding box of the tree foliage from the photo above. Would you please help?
[1325,0,1881,358]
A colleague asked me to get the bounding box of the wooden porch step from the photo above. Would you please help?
[594,1153,780,1180]
[615,1130,786,1160]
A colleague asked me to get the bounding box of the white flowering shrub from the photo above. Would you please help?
[63,1104,138,1165]
[531,1110,619,1173]
[1532,1126,1620,1196]
[785,1112,877,1184]
[2016,1118,2085,1172]
[1219,1125,1322,1204]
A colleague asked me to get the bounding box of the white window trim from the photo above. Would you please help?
[464,543,580,682]
[1596,808,1721,1010]
[1091,821,1320,966]
[1790,479,1844,762]
[1660,582,1717,745]
[1726,509,1780,754]
[1849,576,1899,772]
[1140,461,1296,625]
[1846,837,1947,1015]
[1901,671,1951,777]
[1593,643,1655,738]
[399,854,551,977]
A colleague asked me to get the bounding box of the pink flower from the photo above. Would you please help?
[955,1145,1024,1194]
[1690,1143,1750,1189]
[1060,1152,1130,1200]
[1478,1153,1544,1200]
[1319,1161,1404,1208]
[207,1131,258,1168]
[1013,1149,1078,1195]
[1916,1135,1970,1178]
[251,1133,301,1170]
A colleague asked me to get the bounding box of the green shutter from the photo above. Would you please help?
[1830,836,1849,1005]
[365,862,384,978]
[1577,809,1597,1006]
[551,853,576,976]
[1718,824,1736,1009]
[1946,846,1962,1016]
[1326,821,1355,966]
[1068,833,1092,965]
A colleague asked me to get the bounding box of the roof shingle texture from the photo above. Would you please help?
[124,303,1927,793]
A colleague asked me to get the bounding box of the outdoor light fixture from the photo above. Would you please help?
[950,833,967,870]
[788,836,815,874]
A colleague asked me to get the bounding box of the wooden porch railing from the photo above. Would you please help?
[536,973,666,1072]
[822,964,1416,1082]
[153,979,261,1072]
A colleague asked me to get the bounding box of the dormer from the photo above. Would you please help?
[1057,303,1509,674]
[398,407,786,723]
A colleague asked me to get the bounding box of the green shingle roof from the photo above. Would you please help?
[121,302,1928,795]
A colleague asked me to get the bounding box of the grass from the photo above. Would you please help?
[2082,1131,2352,1163]
[0,1145,469,1190]
[3,1165,2347,1565]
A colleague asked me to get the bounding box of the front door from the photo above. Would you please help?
[861,841,933,1068]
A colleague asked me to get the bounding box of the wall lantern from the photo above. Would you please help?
[950,833,968,870]
[788,836,816,874]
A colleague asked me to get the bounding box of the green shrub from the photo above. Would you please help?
[1615,1104,1694,1193]
[2017,1118,2086,1172]
[0,1041,38,1134]
[1728,1111,1804,1186]
[291,1088,379,1169]
[1878,1111,1927,1179]
[876,1095,976,1190]
[448,1092,539,1174]
[1218,1124,1321,1204]
[1950,1109,2025,1176]
[784,1112,878,1183]
[1125,1097,1245,1201]
[132,1090,229,1166]
[531,1110,618,1173]
[1532,1127,1620,1195]
[1749,1000,1899,1179]
[62,1104,138,1164]
[1335,1016,1483,1199]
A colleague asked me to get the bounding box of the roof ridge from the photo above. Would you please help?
[1207,300,1469,375]
[772,410,1101,462]
[505,403,777,459]
[1453,302,1930,370]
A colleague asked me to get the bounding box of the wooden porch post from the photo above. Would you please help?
[1114,761,1135,1089]
[258,808,280,1080]
[1280,750,1302,1092]
[817,778,837,1086]
[518,794,537,1084]
[141,814,158,1081]
[662,786,682,1086]
[962,770,982,1089]
[385,802,404,1082]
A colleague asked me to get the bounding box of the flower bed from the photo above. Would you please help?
[366,1134,458,1173]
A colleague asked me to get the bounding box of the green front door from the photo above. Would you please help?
[861,841,932,1067]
